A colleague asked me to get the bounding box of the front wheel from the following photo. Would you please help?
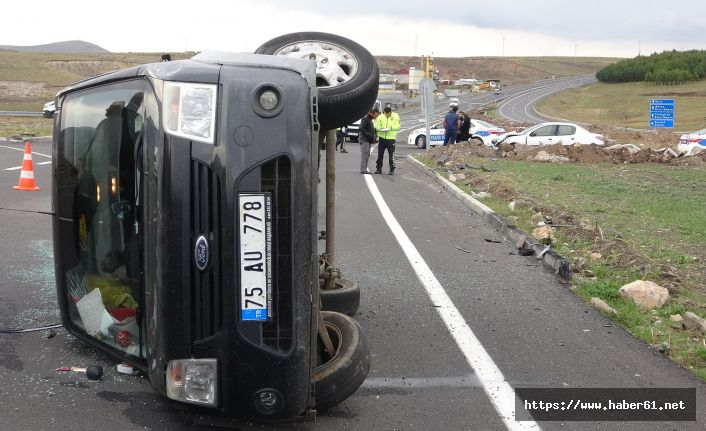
[313,311,370,411]
[255,32,379,130]
[415,134,427,149]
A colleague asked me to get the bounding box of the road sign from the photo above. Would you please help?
[420,78,436,151]
[649,99,675,128]
[649,119,674,128]
[650,111,674,119]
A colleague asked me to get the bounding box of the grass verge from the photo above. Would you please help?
[0,116,53,139]
[536,80,706,132]
[417,151,706,380]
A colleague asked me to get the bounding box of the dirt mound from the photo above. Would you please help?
[427,141,706,166]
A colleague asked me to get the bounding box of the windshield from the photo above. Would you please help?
[57,80,150,358]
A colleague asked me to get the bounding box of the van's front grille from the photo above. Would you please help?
[190,160,223,340]
[260,157,293,352]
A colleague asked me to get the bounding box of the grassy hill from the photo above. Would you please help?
[0,51,618,112]
[376,56,619,84]
[0,40,108,54]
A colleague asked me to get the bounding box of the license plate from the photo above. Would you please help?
[238,193,272,321]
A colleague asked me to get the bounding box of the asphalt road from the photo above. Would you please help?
[1,136,705,430]
[495,75,597,124]
[393,75,598,141]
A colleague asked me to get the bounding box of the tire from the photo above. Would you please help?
[319,278,360,316]
[255,32,379,130]
[415,134,426,149]
[314,311,370,411]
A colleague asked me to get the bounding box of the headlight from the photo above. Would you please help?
[163,82,217,144]
[166,359,218,406]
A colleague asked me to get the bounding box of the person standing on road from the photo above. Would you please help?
[358,107,379,174]
[336,127,348,153]
[443,105,460,146]
[457,111,471,143]
[374,106,401,175]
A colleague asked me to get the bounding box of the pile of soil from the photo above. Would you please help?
[427,140,706,166]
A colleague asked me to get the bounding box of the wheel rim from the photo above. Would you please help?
[416,135,426,148]
[272,40,359,88]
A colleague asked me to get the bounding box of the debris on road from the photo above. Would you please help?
[537,245,551,259]
[455,246,472,253]
[484,238,502,244]
[56,365,104,380]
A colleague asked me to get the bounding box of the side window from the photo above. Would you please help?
[532,125,556,137]
[58,81,150,358]
[557,125,576,136]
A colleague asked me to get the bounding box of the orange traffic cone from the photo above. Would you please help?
[13,140,40,191]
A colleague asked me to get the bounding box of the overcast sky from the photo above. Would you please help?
[3,0,704,57]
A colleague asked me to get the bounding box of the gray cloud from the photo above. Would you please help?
[267,0,706,48]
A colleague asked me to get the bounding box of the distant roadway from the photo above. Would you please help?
[394,75,598,141]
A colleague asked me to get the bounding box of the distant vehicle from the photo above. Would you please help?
[493,122,604,147]
[677,128,706,155]
[43,101,56,118]
[341,119,361,142]
[408,119,505,148]
[341,99,382,142]
[449,97,459,107]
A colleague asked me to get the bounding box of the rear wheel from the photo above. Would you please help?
[314,311,370,411]
[415,134,427,149]
[255,32,379,130]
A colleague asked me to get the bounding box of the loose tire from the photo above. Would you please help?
[415,134,426,149]
[314,311,370,411]
[255,32,379,130]
[319,278,360,316]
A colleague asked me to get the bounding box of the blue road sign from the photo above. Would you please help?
[649,99,675,128]
[650,105,674,111]
[649,119,674,128]
[650,111,674,119]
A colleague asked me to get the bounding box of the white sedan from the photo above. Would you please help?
[494,122,604,146]
[408,119,505,148]
[677,128,706,155]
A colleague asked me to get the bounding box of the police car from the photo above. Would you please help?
[408,118,505,148]
[678,127,706,156]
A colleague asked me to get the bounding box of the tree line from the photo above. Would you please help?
[596,50,706,83]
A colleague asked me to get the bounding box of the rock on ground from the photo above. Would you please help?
[683,312,706,334]
[590,297,618,315]
[618,280,670,309]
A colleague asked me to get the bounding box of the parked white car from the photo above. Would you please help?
[494,122,604,146]
[408,119,505,148]
[43,100,56,118]
[677,128,706,156]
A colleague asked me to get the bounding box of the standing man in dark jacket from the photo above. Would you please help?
[443,104,460,146]
[358,107,379,174]
[457,111,471,142]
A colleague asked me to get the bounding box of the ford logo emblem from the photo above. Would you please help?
[194,235,209,271]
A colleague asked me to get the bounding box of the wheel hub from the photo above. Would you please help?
[273,40,359,88]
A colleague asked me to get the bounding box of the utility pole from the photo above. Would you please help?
[502,36,505,57]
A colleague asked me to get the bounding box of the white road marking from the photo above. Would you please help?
[0,144,52,158]
[4,161,52,171]
[364,175,541,431]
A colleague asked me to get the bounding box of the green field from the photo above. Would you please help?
[537,80,706,132]
[417,152,706,380]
